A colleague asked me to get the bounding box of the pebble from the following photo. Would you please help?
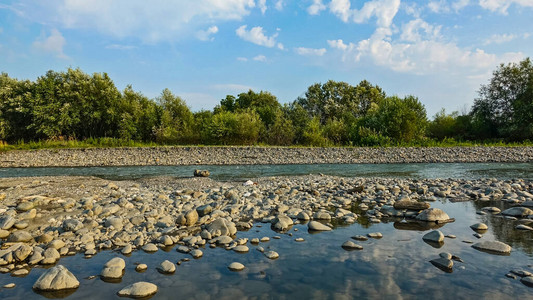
[264,251,279,259]
[228,262,245,271]
[342,241,363,250]
[135,264,148,272]
[3,283,15,288]
[142,243,158,252]
[117,282,158,298]
[157,260,176,274]
[367,232,383,239]
[190,249,203,259]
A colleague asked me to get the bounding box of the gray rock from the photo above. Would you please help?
[157,260,175,274]
[272,214,293,231]
[184,209,198,226]
[470,223,488,231]
[101,257,126,279]
[62,219,84,232]
[176,246,190,253]
[342,241,363,250]
[13,244,32,261]
[416,208,450,222]
[105,217,123,231]
[135,264,147,272]
[0,229,9,239]
[33,265,79,291]
[48,239,66,250]
[367,232,383,239]
[207,218,237,237]
[423,230,444,243]
[352,235,368,241]
[394,199,430,210]
[41,248,60,265]
[196,204,213,217]
[8,231,33,243]
[502,207,533,218]
[296,211,310,220]
[117,282,158,298]
[228,262,245,271]
[430,257,453,272]
[308,221,331,231]
[264,251,279,259]
[142,243,158,252]
[190,249,203,259]
[521,276,533,288]
[472,241,512,254]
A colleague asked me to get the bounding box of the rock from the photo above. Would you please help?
[272,214,293,231]
[62,219,84,232]
[295,238,305,242]
[520,276,533,288]
[342,241,363,250]
[228,262,245,271]
[416,208,451,222]
[190,249,203,259]
[117,282,158,298]
[394,199,430,210]
[472,241,512,255]
[196,204,213,217]
[184,209,199,226]
[101,257,126,279]
[470,223,488,231]
[33,265,79,291]
[12,268,29,276]
[105,217,123,231]
[233,245,249,253]
[48,239,66,250]
[3,283,15,288]
[511,269,533,277]
[176,245,190,253]
[296,211,310,220]
[264,251,279,259]
[14,244,32,261]
[313,210,331,220]
[367,232,383,239]
[157,260,175,274]
[0,216,16,230]
[352,235,368,241]
[481,207,501,213]
[502,207,533,218]
[38,233,54,243]
[121,244,133,255]
[41,248,60,264]
[214,235,233,245]
[142,243,158,252]
[430,257,453,272]
[516,224,533,231]
[308,221,331,231]
[439,252,452,260]
[423,230,444,243]
[8,231,33,243]
[193,170,210,177]
[207,218,237,237]
[0,229,9,239]
[135,264,147,272]
[17,201,34,212]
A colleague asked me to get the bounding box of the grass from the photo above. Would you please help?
[1,137,532,152]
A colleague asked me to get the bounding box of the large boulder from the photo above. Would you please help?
[416,208,450,222]
[33,265,79,291]
[101,257,126,279]
[117,282,158,298]
[206,218,237,237]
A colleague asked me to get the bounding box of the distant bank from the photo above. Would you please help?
[2,146,533,168]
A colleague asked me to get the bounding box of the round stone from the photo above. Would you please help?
[228,262,245,271]
[117,282,158,298]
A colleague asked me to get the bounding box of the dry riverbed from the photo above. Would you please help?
[0,174,533,297]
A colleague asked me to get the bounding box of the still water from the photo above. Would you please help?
[1,162,533,181]
[0,199,532,299]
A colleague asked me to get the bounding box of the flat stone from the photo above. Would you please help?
[17,201,34,212]
[41,248,60,265]
[33,265,80,291]
[233,245,249,253]
[308,221,331,231]
[117,282,158,298]
[342,241,363,250]
[472,241,512,254]
[394,199,430,210]
[470,223,488,231]
[142,243,158,252]
[430,257,453,272]
[502,207,533,218]
[423,230,444,243]
[3,283,15,288]
[157,260,175,274]
[352,235,368,241]
[228,262,245,271]
[8,231,33,243]
[121,244,133,255]
[190,249,203,259]
[516,224,533,231]
[0,229,10,239]
[135,264,147,272]
[367,232,383,239]
[521,276,533,288]
[14,244,32,261]
[0,216,16,230]
[12,268,29,276]
[264,251,279,259]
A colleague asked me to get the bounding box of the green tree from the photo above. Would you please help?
[209,110,263,145]
[428,109,458,140]
[471,57,533,140]
[0,73,35,141]
[154,88,193,143]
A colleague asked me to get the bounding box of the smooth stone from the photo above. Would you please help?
[445,234,456,239]
[0,216,15,230]
[521,276,533,287]
[3,283,15,288]
[511,269,533,277]
[294,238,305,242]
[101,257,126,279]
[472,241,512,254]
[41,248,60,264]
[502,207,533,218]
[121,244,133,255]
[157,260,175,274]
[394,199,430,210]
[8,231,33,243]
[176,245,190,253]
[12,269,29,276]
[342,241,363,250]
[352,235,368,241]
[207,218,237,237]
[233,245,249,253]
[142,243,158,252]
[14,244,32,261]
[260,237,270,242]
[308,221,331,231]
[272,214,293,231]
[296,211,310,220]
[367,232,383,239]
[190,249,203,259]
[0,229,10,239]
[184,209,199,226]
[135,264,147,272]
[264,251,279,259]
[105,217,123,231]
[423,230,444,243]
[430,257,453,272]
[48,239,66,250]
[62,219,84,232]
[516,224,533,231]
[228,262,245,271]
[117,282,158,298]
[439,252,452,259]
[470,223,488,231]
[416,208,450,222]
[33,265,80,291]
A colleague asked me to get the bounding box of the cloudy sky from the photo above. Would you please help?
[1,0,532,117]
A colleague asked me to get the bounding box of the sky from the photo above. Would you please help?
[0,0,532,117]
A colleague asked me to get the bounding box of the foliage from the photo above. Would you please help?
[209,110,263,145]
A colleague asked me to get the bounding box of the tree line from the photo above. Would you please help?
[1,58,532,146]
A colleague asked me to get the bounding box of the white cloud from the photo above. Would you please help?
[329,0,401,28]
[236,25,281,48]
[275,0,284,11]
[428,0,450,13]
[32,28,68,59]
[258,0,267,14]
[253,54,267,61]
[237,57,248,62]
[21,0,256,43]
[452,0,471,11]
[400,19,441,42]
[327,39,350,51]
[479,0,533,14]
[106,44,137,50]
[197,25,219,41]
[308,0,327,15]
[483,32,530,45]
[295,47,327,56]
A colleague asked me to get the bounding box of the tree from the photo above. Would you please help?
[0,73,35,141]
[154,88,193,143]
[209,110,263,145]
[428,109,458,140]
[471,57,533,140]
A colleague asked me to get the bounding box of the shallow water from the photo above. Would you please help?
[1,198,532,299]
[1,162,533,181]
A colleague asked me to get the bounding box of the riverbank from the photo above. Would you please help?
[2,146,533,167]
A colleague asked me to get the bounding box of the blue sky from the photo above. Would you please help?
[1,0,532,117]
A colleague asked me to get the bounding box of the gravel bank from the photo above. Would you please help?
[1,146,533,167]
